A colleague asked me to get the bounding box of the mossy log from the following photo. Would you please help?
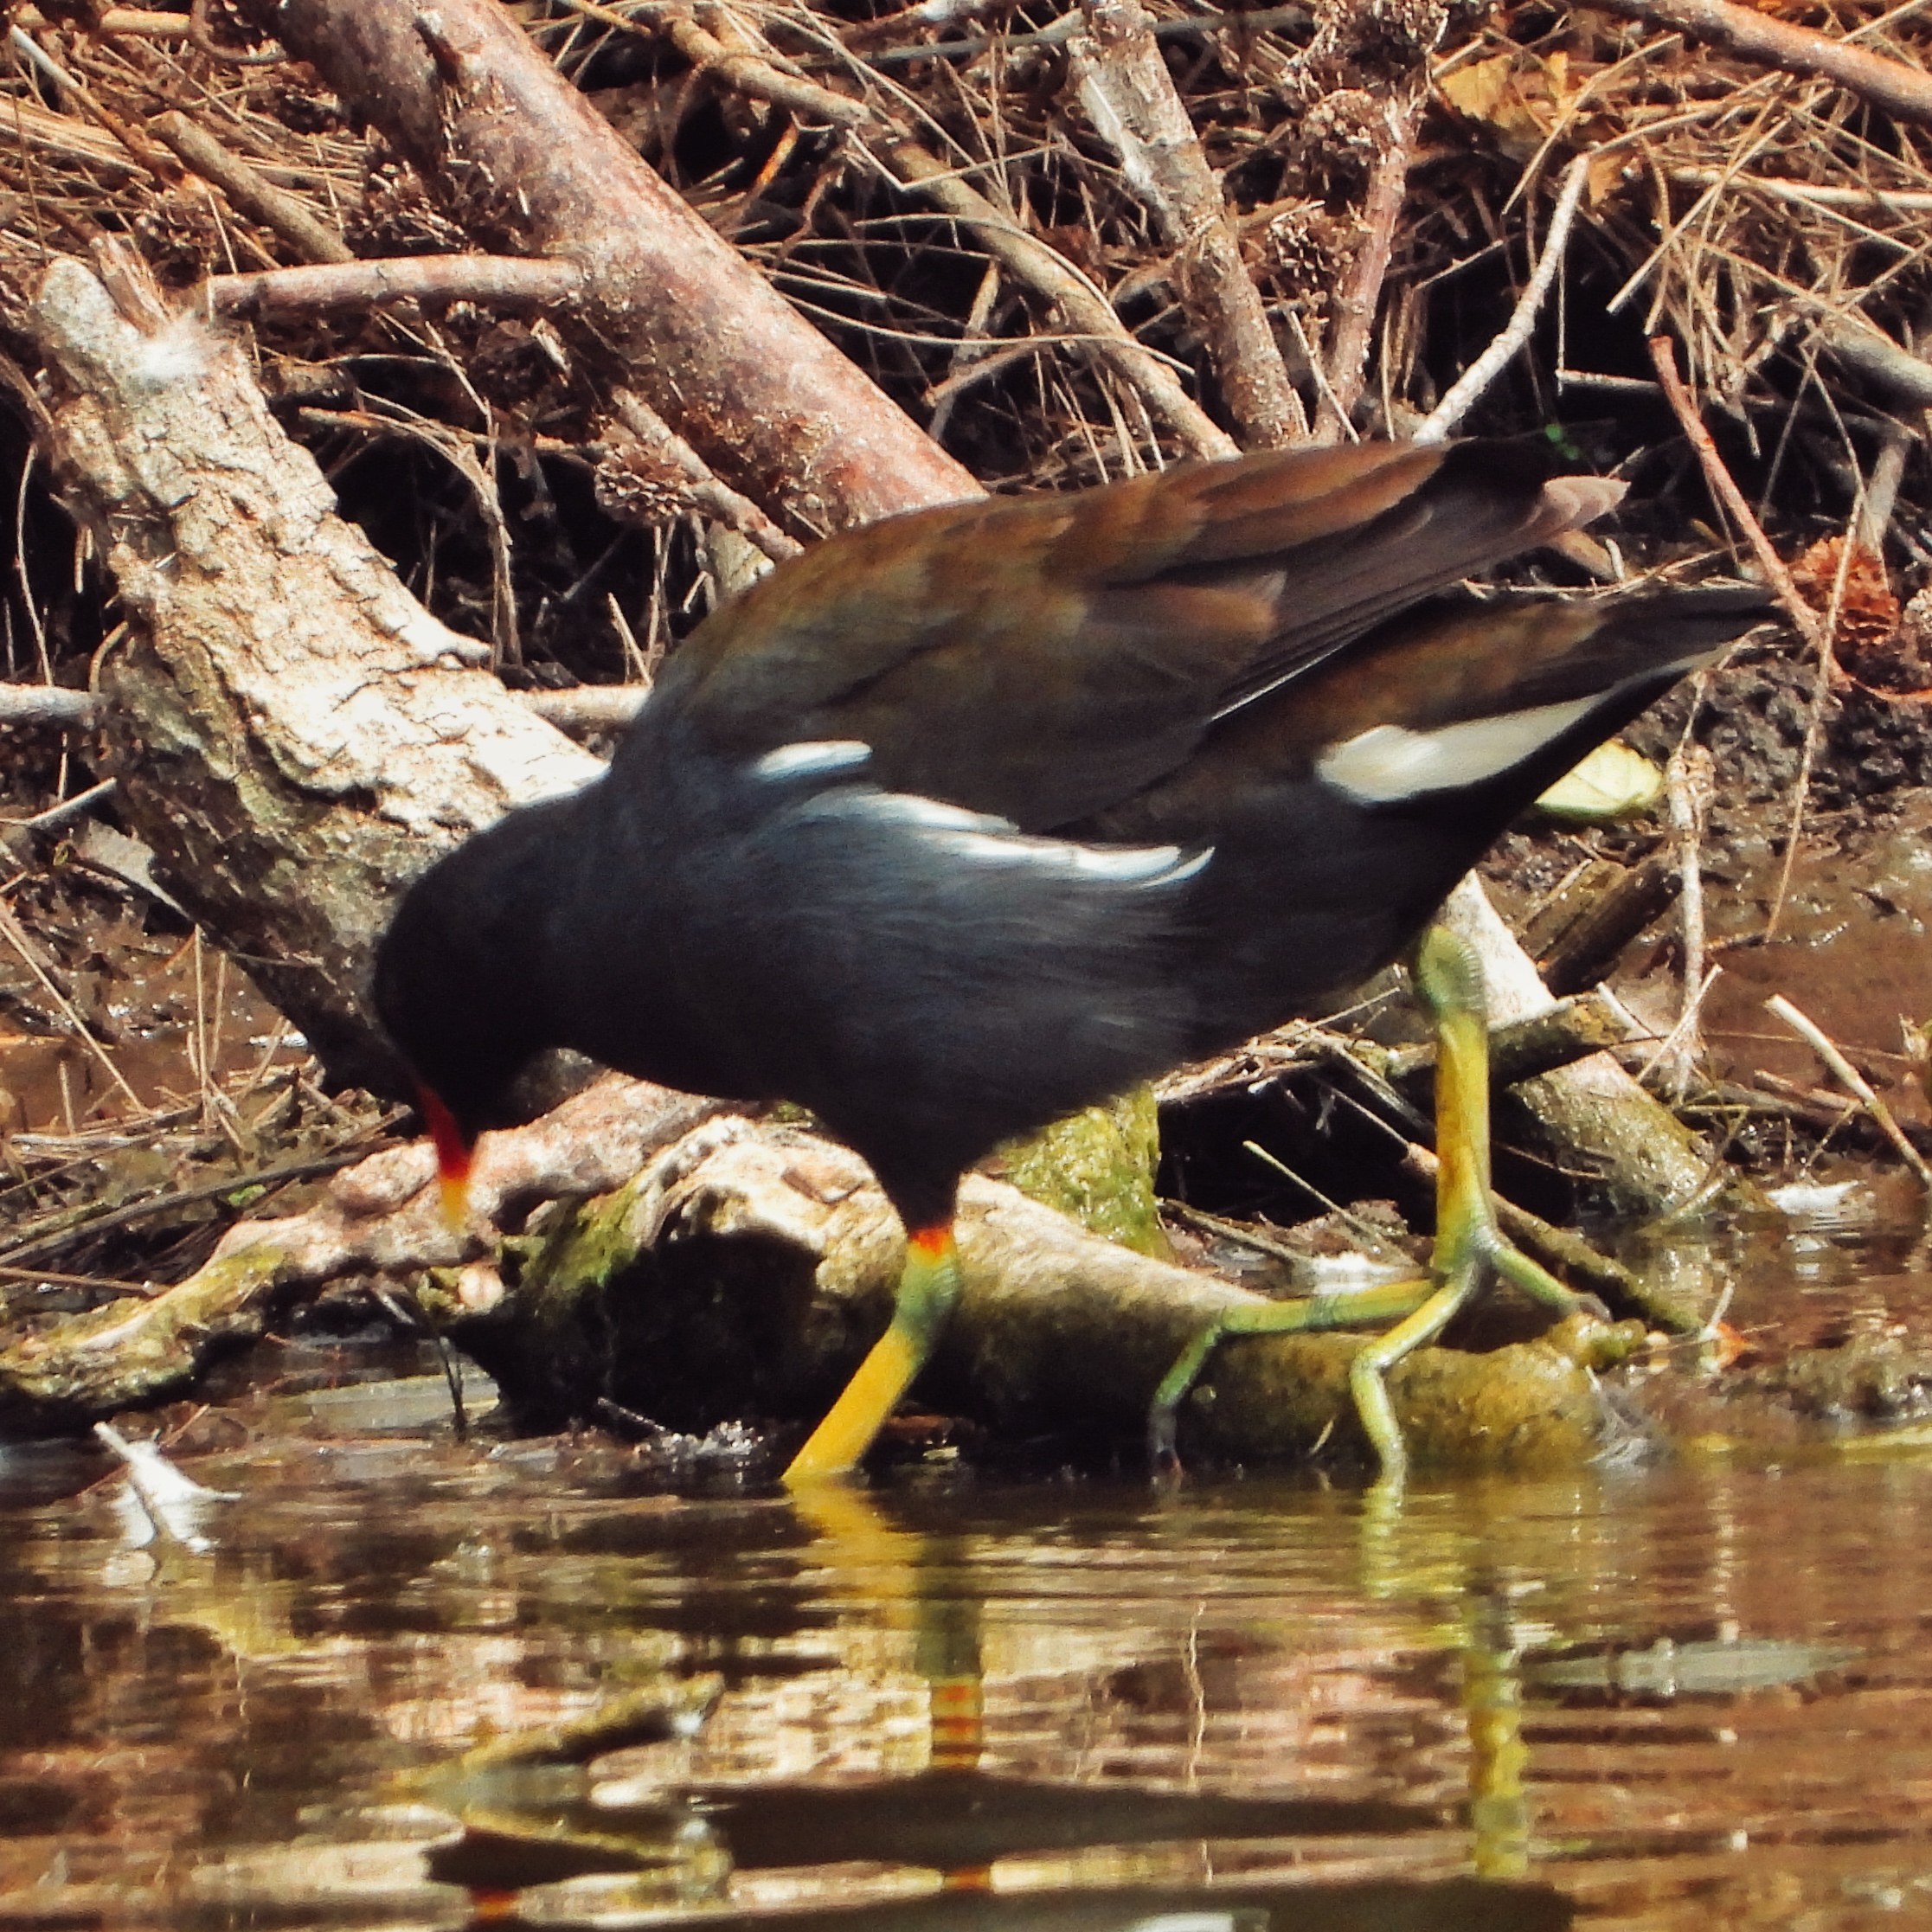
[437,1119,1644,1471]
[0,1079,1641,1467]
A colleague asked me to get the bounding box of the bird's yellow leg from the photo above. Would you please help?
[1351,924,1587,1486]
[784,1224,963,1484]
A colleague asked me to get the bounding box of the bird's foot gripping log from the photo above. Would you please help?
[784,1224,964,1483]
[1149,922,1599,1486]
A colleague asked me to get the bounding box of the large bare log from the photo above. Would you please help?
[28,248,601,1087]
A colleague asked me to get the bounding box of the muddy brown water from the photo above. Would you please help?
[1,1192,1930,1932]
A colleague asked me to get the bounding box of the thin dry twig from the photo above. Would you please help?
[206,255,582,318]
[854,3,1316,66]
[1317,93,1416,443]
[14,8,195,34]
[2,777,117,836]
[1593,0,1932,130]
[1766,992,1932,1190]
[151,112,350,265]
[0,899,142,1112]
[0,684,94,726]
[0,1137,397,1270]
[1659,743,1715,1097]
[549,0,1240,458]
[7,27,174,188]
[1415,153,1591,445]
[1647,332,1821,640]
[607,388,804,562]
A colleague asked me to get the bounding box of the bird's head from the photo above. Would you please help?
[372,829,555,1230]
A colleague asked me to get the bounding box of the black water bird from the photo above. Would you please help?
[373,440,1764,1479]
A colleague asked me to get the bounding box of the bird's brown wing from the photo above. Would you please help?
[668,440,1612,829]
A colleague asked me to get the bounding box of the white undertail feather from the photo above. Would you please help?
[1317,699,1601,804]
[1316,647,1727,806]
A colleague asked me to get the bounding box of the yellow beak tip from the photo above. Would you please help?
[438,1175,471,1231]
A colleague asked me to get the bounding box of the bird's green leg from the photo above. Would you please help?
[1351,923,1589,1485]
[1150,922,1593,1481]
[784,1223,963,1484]
[1147,1278,1435,1470]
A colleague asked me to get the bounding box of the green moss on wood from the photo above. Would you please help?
[997,1085,1168,1257]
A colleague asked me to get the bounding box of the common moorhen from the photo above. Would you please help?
[373,439,1764,1481]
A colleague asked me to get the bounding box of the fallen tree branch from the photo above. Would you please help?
[1531,852,1680,998]
[0,684,95,726]
[1812,311,1932,409]
[0,678,662,738]
[446,1120,1640,1467]
[540,0,1236,458]
[605,390,803,563]
[1317,93,1416,443]
[1647,331,1823,648]
[237,0,978,531]
[1591,0,1932,129]
[151,112,351,266]
[1417,154,1590,446]
[0,1075,724,1429]
[1767,993,1932,1190]
[0,1088,1639,1469]
[1381,985,1635,1093]
[206,256,582,320]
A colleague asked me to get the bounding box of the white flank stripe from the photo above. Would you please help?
[1317,696,1601,805]
[916,825,1206,885]
[798,786,1209,887]
[754,739,872,780]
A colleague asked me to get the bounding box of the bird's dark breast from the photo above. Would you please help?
[542,710,1203,1226]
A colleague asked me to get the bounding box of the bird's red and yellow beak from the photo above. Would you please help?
[414,1084,474,1230]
